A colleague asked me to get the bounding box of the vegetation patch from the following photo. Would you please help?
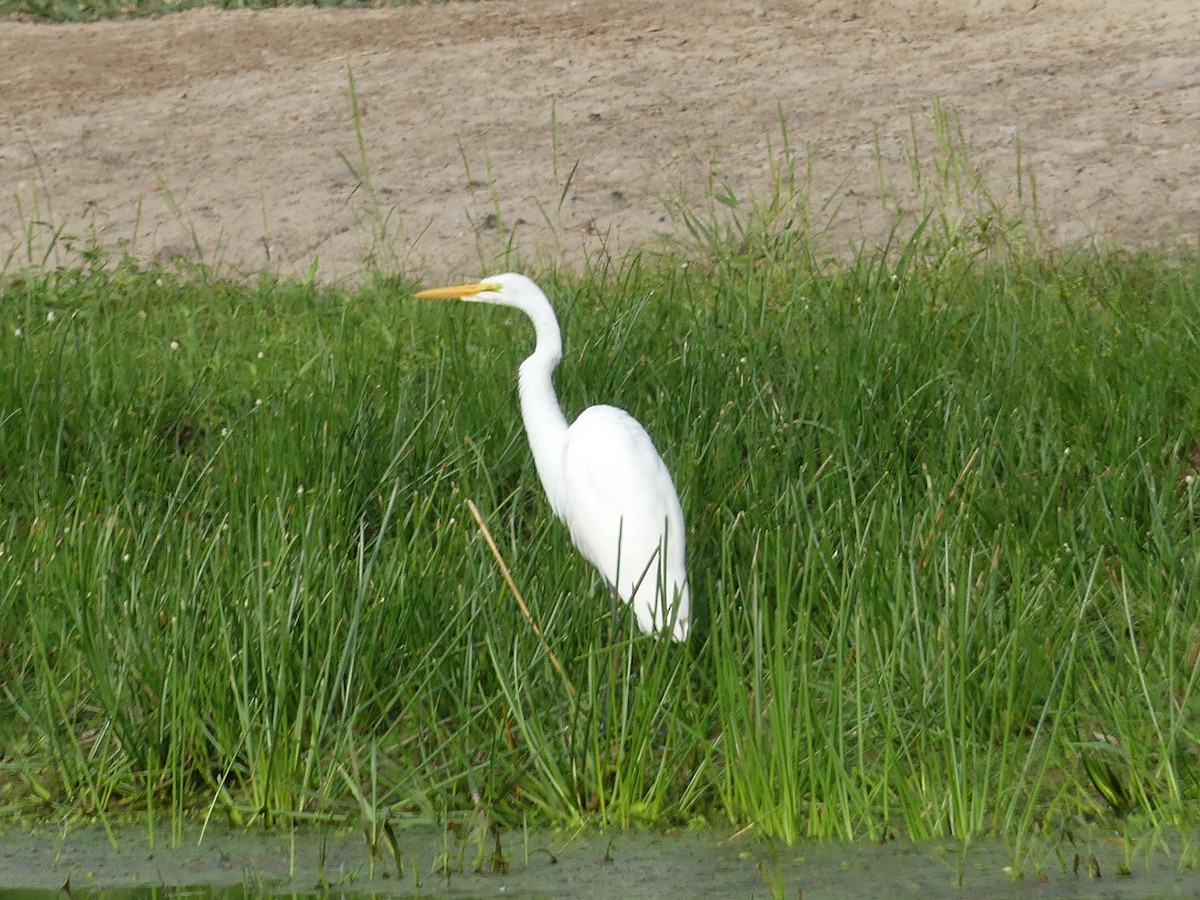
[2,213,1198,863]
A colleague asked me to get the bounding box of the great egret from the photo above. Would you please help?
[415,274,690,641]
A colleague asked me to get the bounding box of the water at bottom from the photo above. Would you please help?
[0,822,1196,899]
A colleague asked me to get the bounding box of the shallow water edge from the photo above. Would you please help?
[1,822,1198,899]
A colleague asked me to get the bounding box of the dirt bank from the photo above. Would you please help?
[2,0,1197,280]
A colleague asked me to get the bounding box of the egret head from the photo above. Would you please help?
[414,273,539,308]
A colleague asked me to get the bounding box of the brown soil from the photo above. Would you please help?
[2,0,1197,281]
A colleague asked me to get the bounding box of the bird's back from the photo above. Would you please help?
[560,404,689,639]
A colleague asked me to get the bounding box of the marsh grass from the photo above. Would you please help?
[4,234,1199,855]
[2,111,1200,871]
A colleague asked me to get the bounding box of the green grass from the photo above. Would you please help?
[2,217,1199,854]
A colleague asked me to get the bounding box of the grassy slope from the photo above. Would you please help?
[2,230,1198,847]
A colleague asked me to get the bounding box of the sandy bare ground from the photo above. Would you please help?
[1,0,1197,281]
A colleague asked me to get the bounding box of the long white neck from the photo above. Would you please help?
[516,300,571,517]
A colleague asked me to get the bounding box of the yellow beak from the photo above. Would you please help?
[414,282,500,300]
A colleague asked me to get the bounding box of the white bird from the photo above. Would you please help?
[415,273,690,641]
